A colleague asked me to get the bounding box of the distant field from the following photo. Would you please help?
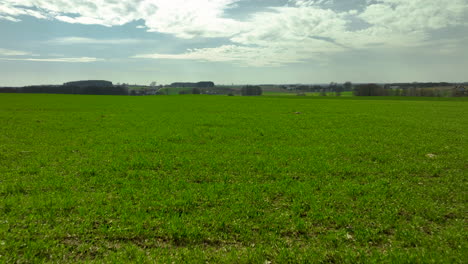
[1,94,467,263]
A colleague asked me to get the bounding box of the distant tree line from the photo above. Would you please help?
[170,81,215,88]
[0,85,128,95]
[0,87,18,93]
[353,84,385,96]
[176,86,236,95]
[282,82,353,93]
[0,80,129,95]
[64,80,113,88]
[0,80,219,96]
[1,80,465,97]
[353,83,467,97]
[383,82,452,89]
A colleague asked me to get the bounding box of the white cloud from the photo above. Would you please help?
[0,14,20,22]
[133,38,343,67]
[1,0,467,66]
[54,15,109,26]
[360,0,468,32]
[133,45,303,67]
[0,0,242,38]
[0,57,103,62]
[134,5,347,66]
[48,37,144,45]
[0,48,32,56]
[0,4,47,20]
[292,0,334,7]
[231,6,348,46]
[141,0,243,38]
[132,0,468,66]
[0,46,102,62]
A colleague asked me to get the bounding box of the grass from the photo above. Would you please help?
[0,94,467,263]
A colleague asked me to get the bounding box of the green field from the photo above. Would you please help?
[1,94,467,263]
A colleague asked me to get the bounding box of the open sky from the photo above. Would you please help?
[0,0,467,86]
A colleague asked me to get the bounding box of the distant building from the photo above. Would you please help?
[64,80,113,88]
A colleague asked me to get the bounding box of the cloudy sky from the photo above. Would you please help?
[0,0,467,86]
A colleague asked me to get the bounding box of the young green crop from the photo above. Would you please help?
[0,94,466,263]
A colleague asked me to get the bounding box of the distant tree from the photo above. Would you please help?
[354,83,385,96]
[320,88,327,96]
[401,88,408,96]
[420,88,435,97]
[254,86,262,96]
[297,85,309,92]
[335,86,342,96]
[312,85,322,93]
[241,85,262,96]
[407,87,417,96]
[330,82,343,96]
[150,81,157,87]
[394,89,401,96]
[343,81,352,91]
[192,88,201,94]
